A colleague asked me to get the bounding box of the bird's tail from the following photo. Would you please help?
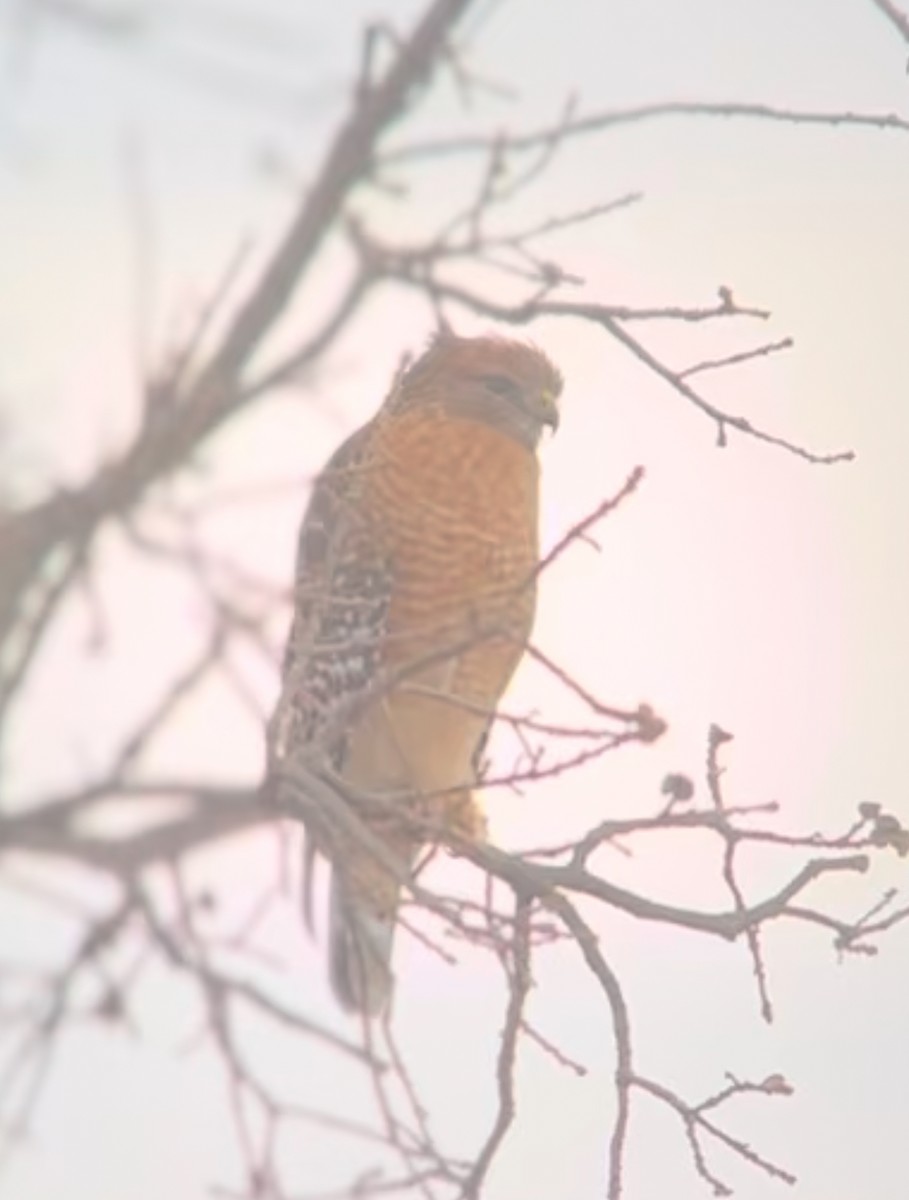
[328,870,400,1018]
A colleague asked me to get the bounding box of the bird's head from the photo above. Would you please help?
[391,331,563,450]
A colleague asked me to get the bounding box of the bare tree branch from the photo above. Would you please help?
[384,99,909,167]
[869,0,909,45]
[2,3,906,1197]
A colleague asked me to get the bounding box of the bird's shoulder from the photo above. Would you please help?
[295,420,378,578]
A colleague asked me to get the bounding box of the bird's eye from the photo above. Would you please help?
[480,374,520,400]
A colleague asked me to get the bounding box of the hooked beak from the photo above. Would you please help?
[539,388,560,432]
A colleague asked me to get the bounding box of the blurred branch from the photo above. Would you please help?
[869,0,909,45]
[460,898,531,1198]
[4,665,908,1199]
[1,2,906,1197]
[132,881,374,1062]
[18,0,143,41]
[384,99,909,167]
[0,0,476,732]
[0,893,137,1163]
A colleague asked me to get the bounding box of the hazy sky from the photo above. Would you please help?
[2,2,908,1199]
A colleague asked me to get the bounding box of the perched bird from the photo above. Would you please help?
[268,331,562,1016]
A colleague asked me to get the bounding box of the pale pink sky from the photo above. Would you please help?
[2,2,908,1199]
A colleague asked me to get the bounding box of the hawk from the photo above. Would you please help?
[268,331,562,1015]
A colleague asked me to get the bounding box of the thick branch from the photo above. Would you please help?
[0,0,476,717]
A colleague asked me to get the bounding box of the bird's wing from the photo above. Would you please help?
[269,420,393,931]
